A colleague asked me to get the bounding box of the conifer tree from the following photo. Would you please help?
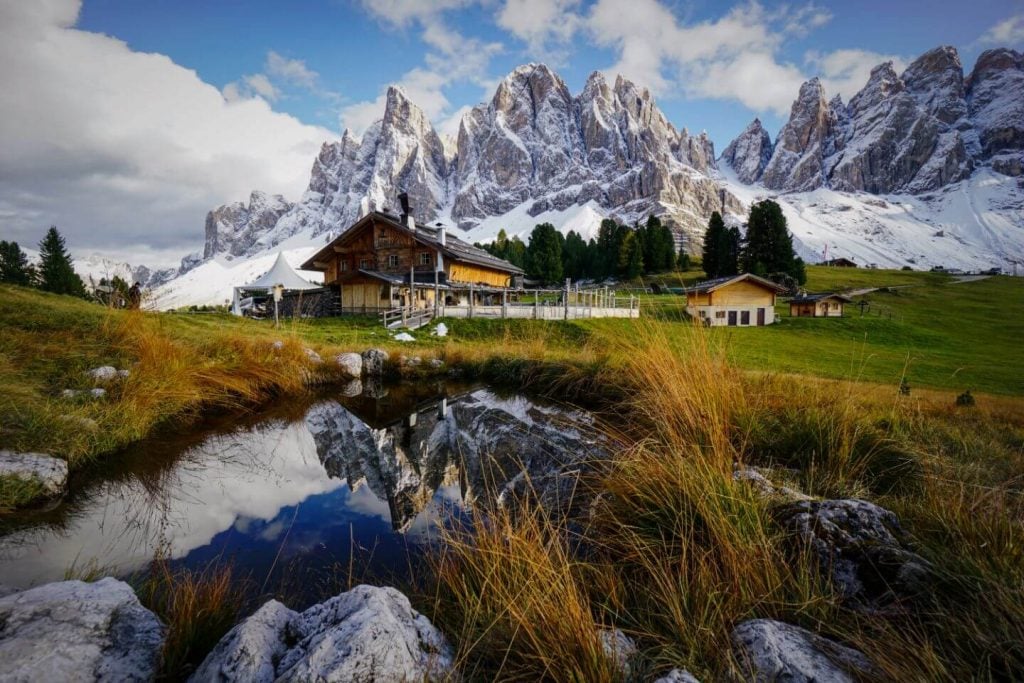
[37,226,87,297]
[0,241,33,286]
[743,199,804,282]
[525,223,563,284]
[618,231,643,279]
[676,247,690,271]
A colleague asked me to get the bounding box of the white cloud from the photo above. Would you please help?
[340,1,500,135]
[975,14,1024,48]
[806,48,908,102]
[0,0,334,263]
[266,51,319,89]
[497,0,582,60]
[244,73,281,101]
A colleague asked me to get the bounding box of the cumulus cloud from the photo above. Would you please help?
[340,0,501,136]
[266,51,319,89]
[497,0,583,62]
[975,14,1024,48]
[0,0,333,266]
[806,48,908,102]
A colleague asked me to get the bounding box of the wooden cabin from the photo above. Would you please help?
[823,257,857,268]
[789,292,852,318]
[684,273,786,327]
[300,210,523,315]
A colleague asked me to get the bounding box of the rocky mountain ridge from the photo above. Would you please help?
[725,46,1023,194]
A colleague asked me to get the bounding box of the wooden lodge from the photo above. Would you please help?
[684,273,786,327]
[300,205,524,318]
[789,292,852,318]
[823,257,857,268]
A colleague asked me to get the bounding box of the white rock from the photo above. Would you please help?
[60,389,79,399]
[0,451,68,497]
[393,332,415,342]
[116,369,130,379]
[0,578,165,682]
[431,323,448,337]
[731,619,872,683]
[599,628,638,676]
[90,387,107,398]
[340,379,363,398]
[334,352,362,378]
[271,340,285,351]
[405,356,422,367]
[361,348,390,376]
[87,366,118,382]
[303,348,323,364]
[191,585,454,683]
[429,358,445,369]
[654,669,702,683]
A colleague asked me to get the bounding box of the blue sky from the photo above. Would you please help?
[1,0,1022,264]
[77,0,1024,146]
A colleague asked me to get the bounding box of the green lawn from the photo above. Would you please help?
[622,267,1024,395]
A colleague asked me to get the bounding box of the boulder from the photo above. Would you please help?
[90,388,107,399]
[117,369,130,379]
[0,451,68,498]
[775,499,932,606]
[191,585,454,683]
[734,466,811,502]
[334,352,362,378]
[303,348,323,364]
[271,340,285,351]
[731,619,872,683]
[87,366,119,382]
[60,389,79,399]
[340,379,363,398]
[598,628,637,677]
[361,348,390,376]
[0,578,165,682]
[654,669,702,683]
[429,358,444,369]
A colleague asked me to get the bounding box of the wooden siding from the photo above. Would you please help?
[340,283,388,311]
[706,280,776,306]
[448,262,511,287]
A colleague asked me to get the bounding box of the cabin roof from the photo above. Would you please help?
[301,211,525,275]
[790,292,853,304]
[685,273,787,295]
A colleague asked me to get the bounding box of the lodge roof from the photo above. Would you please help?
[790,292,854,304]
[301,211,525,275]
[685,272,787,295]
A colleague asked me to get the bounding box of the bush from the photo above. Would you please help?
[956,390,976,407]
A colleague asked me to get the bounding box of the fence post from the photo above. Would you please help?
[564,278,570,320]
[534,291,538,319]
[469,284,474,319]
[502,289,507,318]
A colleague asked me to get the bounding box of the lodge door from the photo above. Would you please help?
[757,308,765,326]
[727,311,737,326]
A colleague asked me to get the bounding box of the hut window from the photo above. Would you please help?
[388,254,399,268]
[359,258,371,269]
[340,260,348,272]
[419,252,431,266]
[715,311,726,319]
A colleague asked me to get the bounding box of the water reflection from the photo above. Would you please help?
[0,381,603,604]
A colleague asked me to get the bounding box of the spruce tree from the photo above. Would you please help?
[676,247,690,271]
[743,199,798,278]
[0,241,33,286]
[702,212,727,278]
[618,231,644,279]
[38,226,87,297]
[562,230,589,280]
[525,223,563,284]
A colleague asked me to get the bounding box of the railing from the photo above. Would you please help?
[381,306,434,329]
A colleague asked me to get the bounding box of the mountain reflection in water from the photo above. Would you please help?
[0,380,603,605]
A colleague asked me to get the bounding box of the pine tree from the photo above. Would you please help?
[743,199,799,279]
[618,231,643,279]
[562,230,589,280]
[525,223,563,284]
[37,226,87,297]
[0,241,33,286]
[596,219,626,278]
[676,247,690,271]
[702,212,739,278]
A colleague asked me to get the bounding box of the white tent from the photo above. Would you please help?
[230,252,322,315]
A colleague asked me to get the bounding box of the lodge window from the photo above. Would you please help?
[715,311,726,319]
[340,260,348,272]
[388,254,399,268]
[418,252,431,266]
[359,258,371,269]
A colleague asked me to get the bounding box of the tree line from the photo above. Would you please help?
[477,216,689,284]
[0,226,89,298]
[701,199,806,287]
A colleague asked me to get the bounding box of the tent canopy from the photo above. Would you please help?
[231,252,322,315]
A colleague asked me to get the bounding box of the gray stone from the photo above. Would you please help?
[303,348,322,364]
[334,352,363,378]
[598,628,637,676]
[90,387,107,398]
[0,451,68,498]
[733,466,811,502]
[191,585,454,683]
[428,358,444,369]
[361,348,390,376]
[654,669,702,683]
[271,340,285,351]
[60,389,79,399]
[116,369,130,379]
[87,366,119,382]
[731,619,872,683]
[340,379,363,398]
[0,577,165,682]
[775,498,932,606]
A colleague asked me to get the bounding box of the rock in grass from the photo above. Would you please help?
[303,348,323,364]
[734,466,811,502]
[775,499,933,607]
[361,348,389,376]
[599,628,638,677]
[0,578,165,682]
[117,369,130,379]
[334,352,362,378]
[90,387,107,399]
[0,451,68,498]
[87,366,119,382]
[654,669,702,683]
[60,389,80,399]
[429,358,444,369]
[340,379,362,398]
[190,585,454,683]
[731,619,872,683]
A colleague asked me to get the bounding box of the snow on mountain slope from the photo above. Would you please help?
[716,165,1023,270]
[150,247,322,310]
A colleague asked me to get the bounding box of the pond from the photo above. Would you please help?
[0,380,606,608]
